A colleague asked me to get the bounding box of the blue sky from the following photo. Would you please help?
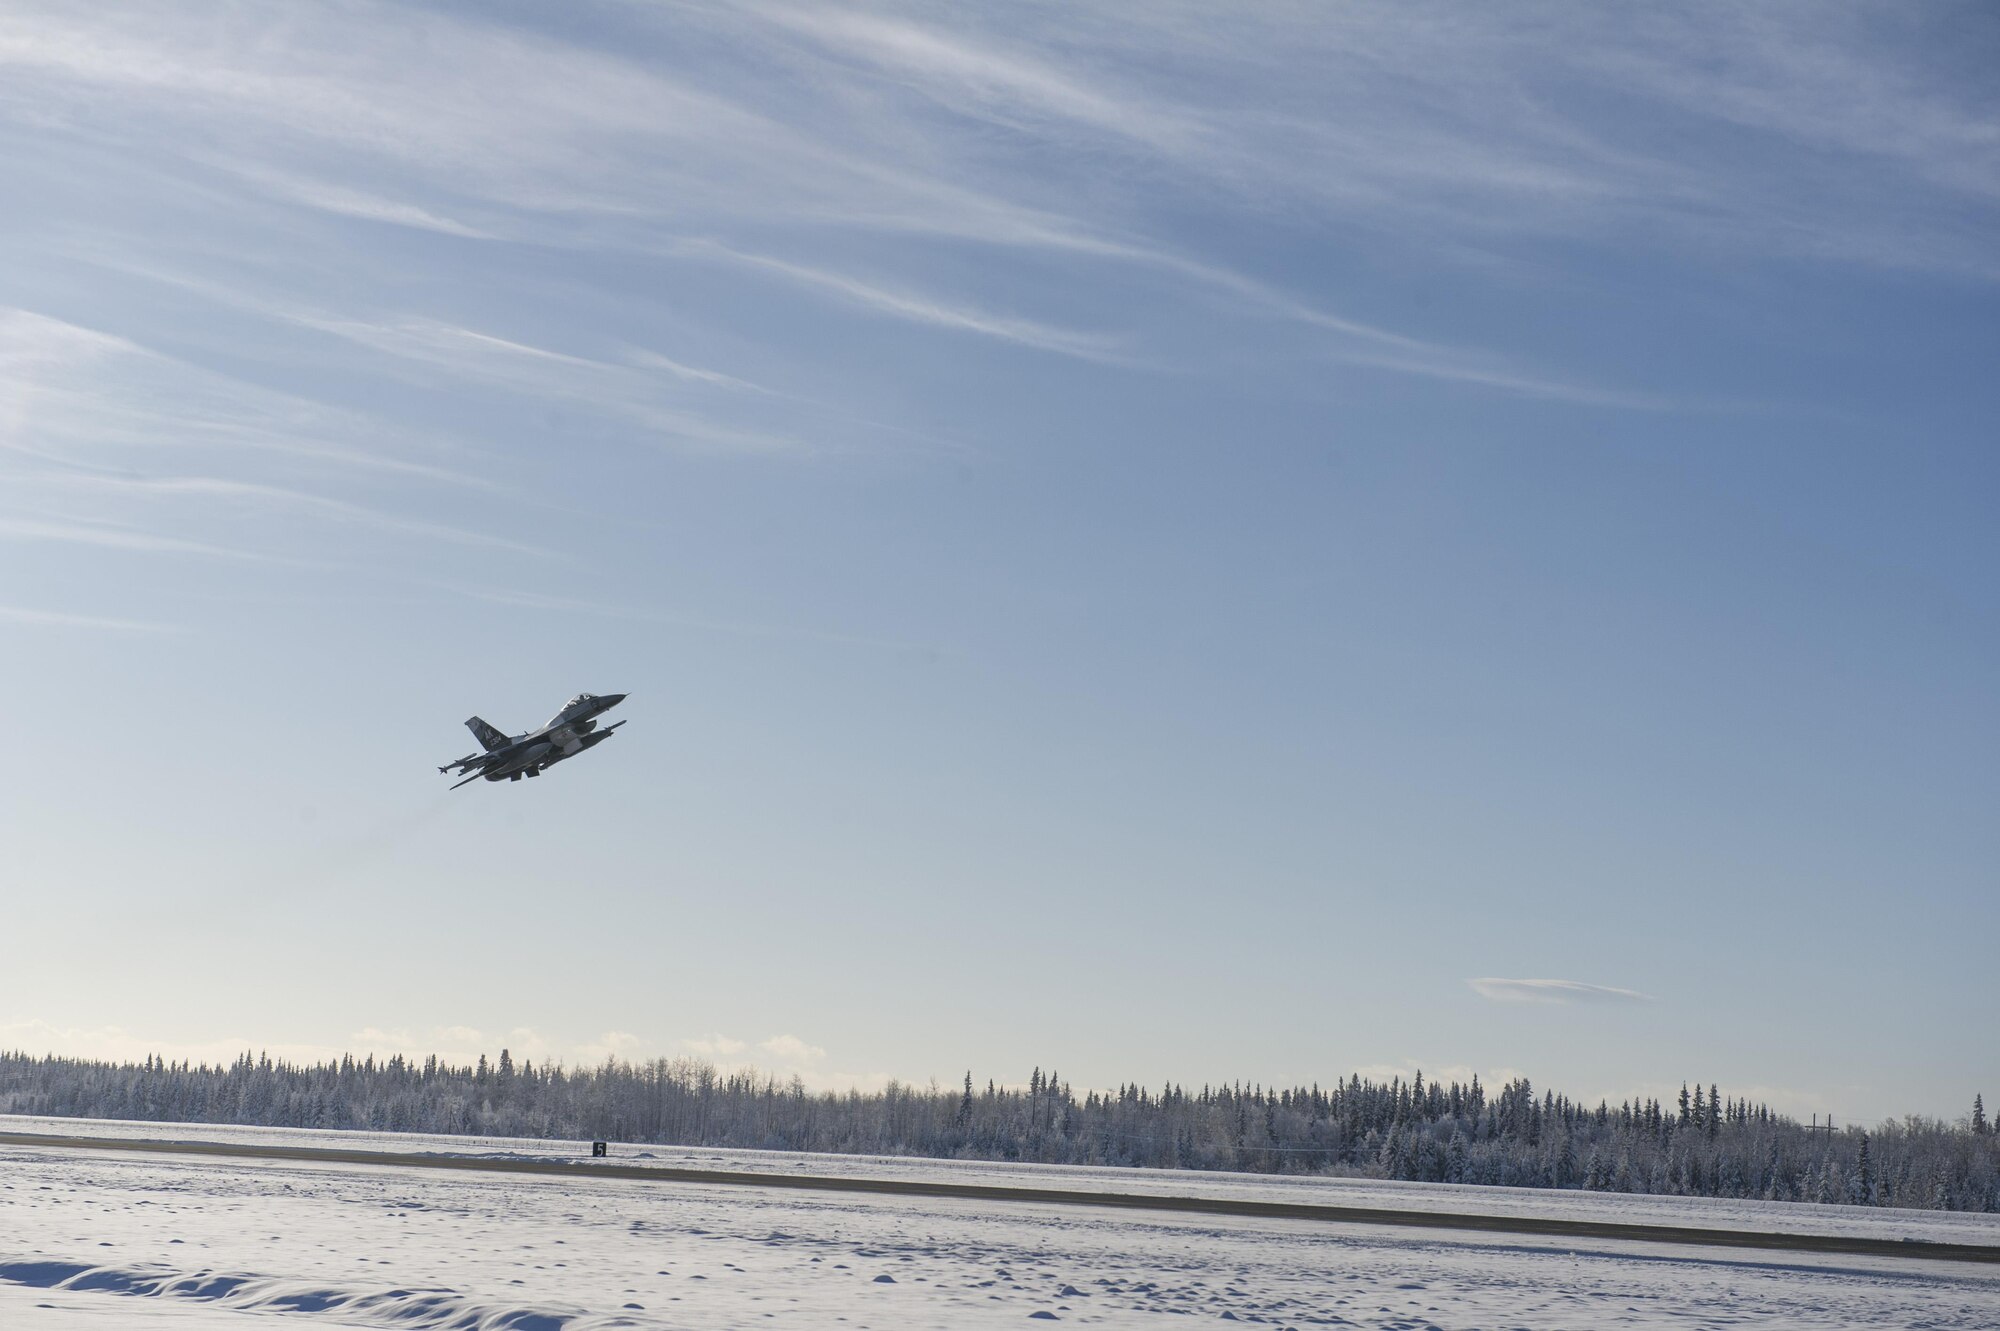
[2,2,1994,1124]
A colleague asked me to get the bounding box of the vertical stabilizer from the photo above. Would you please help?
[465,716,511,752]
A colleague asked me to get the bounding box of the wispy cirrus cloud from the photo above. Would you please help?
[1467,978,1654,1005]
[709,2,2000,279]
[673,239,1131,363]
[286,313,803,451]
[1,306,487,487]
[2,304,560,570]
[0,514,266,561]
[1332,351,1677,410]
[27,473,552,557]
[442,583,937,655]
[206,158,494,240]
[11,0,1895,398]
[741,4,1213,161]
[0,603,180,632]
[50,259,803,452]
[445,585,780,631]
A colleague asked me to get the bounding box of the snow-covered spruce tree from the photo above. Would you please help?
[2,1051,1993,1212]
[1554,1132,1577,1188]
[1446,1130,1468,1183]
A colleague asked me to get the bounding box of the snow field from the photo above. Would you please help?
[2,1120,1997,1329]
[7,1114,1997,1248]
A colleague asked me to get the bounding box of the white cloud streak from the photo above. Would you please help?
[0,603,180,632]
[1,307,490,487]
[745,4,1212,159]
[286,313,802,451]
[1467,977,1654,1005]
[15,0,1944,394]
[2,303,564,572]
[1333,351,1676,410]
[0,514,264,560]
[7,2,1987,279]
[206,158,494,239]
[0,0,1983,627]
[675,240,1130,363]
[716,2,2000,278]
[30,473,552,557]
[443,583,936,654]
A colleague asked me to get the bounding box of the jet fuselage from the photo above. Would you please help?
[439,692,628,787]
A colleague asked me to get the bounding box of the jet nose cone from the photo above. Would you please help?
[600,693,627,708]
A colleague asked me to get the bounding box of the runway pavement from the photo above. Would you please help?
[4,1129,1993,1265]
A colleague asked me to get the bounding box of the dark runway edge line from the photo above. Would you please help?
[4,1130,1995,1266]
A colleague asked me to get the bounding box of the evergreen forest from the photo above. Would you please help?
[3,1050,1993,1213]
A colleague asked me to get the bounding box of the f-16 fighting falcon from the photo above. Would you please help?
[438,693,627,788]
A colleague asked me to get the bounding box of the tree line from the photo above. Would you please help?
[2,1050,1993,1212]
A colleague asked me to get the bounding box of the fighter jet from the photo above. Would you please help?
[438,692,627,788]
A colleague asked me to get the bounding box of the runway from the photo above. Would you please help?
[4,1128,1993,1265]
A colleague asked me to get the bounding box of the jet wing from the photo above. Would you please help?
[447,727,545,769]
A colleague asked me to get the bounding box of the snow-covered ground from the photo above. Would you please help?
[4,1116,1997,1329]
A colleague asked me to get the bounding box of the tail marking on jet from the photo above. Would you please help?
[465,716,512,751]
